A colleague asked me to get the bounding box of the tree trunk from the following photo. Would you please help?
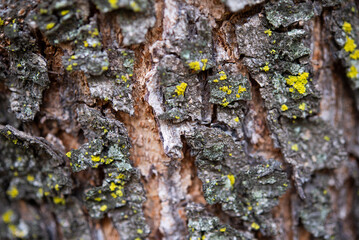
[0,0,358,239]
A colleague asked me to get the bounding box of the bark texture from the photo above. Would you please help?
[0,0,359,239]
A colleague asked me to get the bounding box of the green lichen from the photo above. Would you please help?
[186,126,289,235]
[67,105,149,240]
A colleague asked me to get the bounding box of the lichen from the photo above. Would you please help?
[67,105,149,240]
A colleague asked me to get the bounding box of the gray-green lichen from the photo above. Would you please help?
[116,0,156,46]
[157,54,202,122]
[186,203,254,240]
[208,63,251,107]
[0,125,78,239]
[267,112,347,193]
[265,0,314,29]
[186,126,289,235]
[236,12,319,119]
[34,0,84,45]
[62,18,109,76]
[68,104,149,240]
[0,3,50,122]
[88,47,135,114]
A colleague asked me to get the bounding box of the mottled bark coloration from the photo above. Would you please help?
[0,0,358,240]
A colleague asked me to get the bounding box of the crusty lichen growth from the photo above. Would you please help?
[186,203,254,240]
[186,126,289,235]
[208,64,251,107]
[67,105,149,240]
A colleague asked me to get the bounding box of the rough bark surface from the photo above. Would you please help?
[0,0,359,239]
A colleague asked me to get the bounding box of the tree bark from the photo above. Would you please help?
[0,0,359,239]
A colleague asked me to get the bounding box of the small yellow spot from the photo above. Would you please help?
[344,36,356,52]
[213,79,219,83]
[342,21,352,33]
[347,65,358,79]
[108,0,118,8]
[7,131,11,135]
[188,61,200,71]
[227,174,235,187]
[219,227,226,232]
[229,153,232,156]
[53,196,65,205]
[6,187,19,198]
[38,188,43,196]
[91,155,101,162]
[46,22,55,30]
[251,222,260,230]
[271,49,276,54]
[102,66,108,71]
[61,10,70,16]
[66,152,71,158]
[95,197,102,201]
[55,184,59,191]
[27,175,35,182]
[324,135,330,141]
[291,144,299,151]
[248,206,253,211]
[66,64,73,71]
[261,63,270,72]
[130,1,141,12]
[264,29,272,36]
[298,103,306,111]
[12,139,18,144]
[323,190,327,195]
[175,116,180,120]
[283,183,288,187]
[2,210,13,223]
[175,82,188,96]
[201,59,208,71]
[234,117,239,122]
[266,164,269,168]
[0,17,4,26]
[281,104,288,111]
[84,41,89,47]
[137,229,143,234]
[100,205,108,211]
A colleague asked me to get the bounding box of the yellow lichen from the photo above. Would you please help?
[344,36,356,52]
[66,64,73,71]
[350,50,359,60]
[219,71,227,80]
[238,86,246,94]
[175,82,188,96]
[66,152,71,158]
[6,187,18,198]
[227,174,235,187]
[251,222,260,230]
[234,117,239,122]
[100,205,108,211]
[2,210,13,223]
[0,17,4,26]
[281,104,288,111]
[298,103,306,110]
[324,135,330,141]
[61,10,70,16]
[188,61,200,71]
[84,40,89,47]
[91,155,101,162]
[130,1,141,12]
[137,229,143,234]
[27,175,35,182]
[261,63,270,72]
[9,224,25,238]
[264,29,272,36]
[291,144,299,151]
[342,21,352,33]
[53,196,65,205]
[285,72,309,95]
[201,59,208,71]
[46,22,55,30]
[347,65,358,78]
[219,227,226,232]
[108,0,118,8]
